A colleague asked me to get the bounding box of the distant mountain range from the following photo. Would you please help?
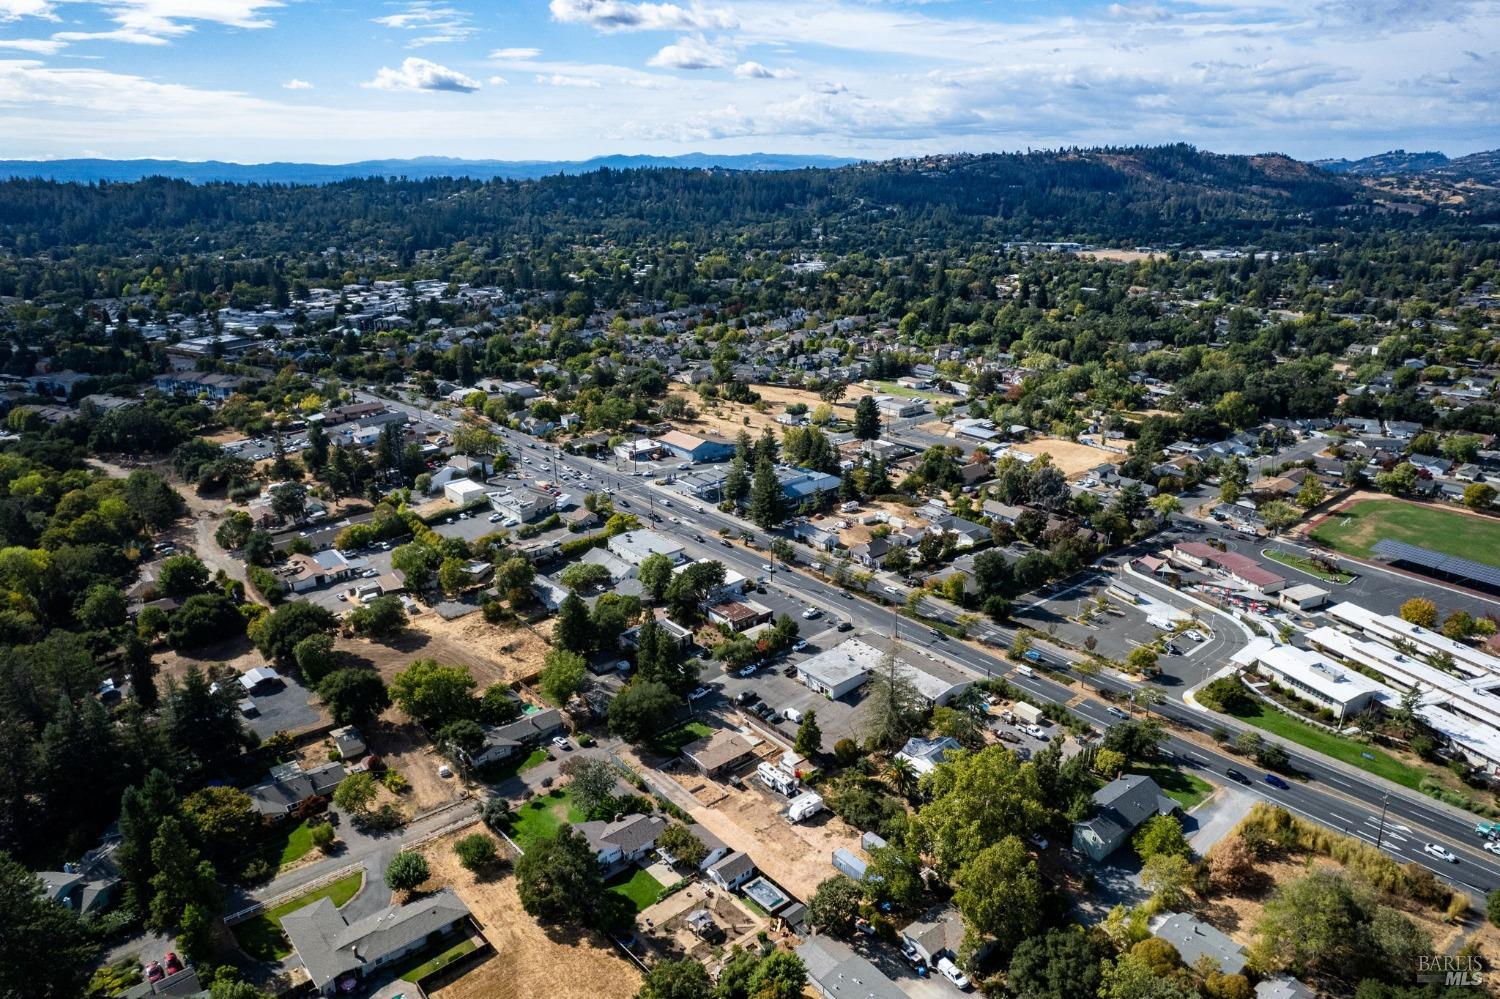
[1315,148,1500,183]
[0,153,860,184]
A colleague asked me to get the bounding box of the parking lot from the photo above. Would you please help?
[240,673,324,739]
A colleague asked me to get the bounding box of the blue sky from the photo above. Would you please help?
[0,0,1496,162]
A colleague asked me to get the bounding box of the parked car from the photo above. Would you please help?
[936,957,972,991]
[736,664,758,678]
[689,686,712,701]
[801,607,820,619]
[899,942,928,974]
[1424,842,1458,863]
[1184,630,1206,642]
[793,639,808,651]
[734,690,758,706]
[551,736,571,751]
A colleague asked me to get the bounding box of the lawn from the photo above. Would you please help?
[606,867,665,912]
[476,746,550,784]
[867,379,947,401]
[1262,548,1354,584]
[387,934,479,984]
[1310,498,1500,568]
[232,870,365,962]
[1126,763,1214,810]
[654,720,713,755]
[509,787,586,852]
[274,819,319,869]
[1226,698,1423,791]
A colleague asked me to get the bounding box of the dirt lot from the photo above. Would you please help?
[154,635,265,687]
[339,612,552,689]
[419,830,642,999]
[1076,249,1161,263]
[1015,436,1118,479]
[666,382,871,442]
[640,883,766,967]
[1198,848,1466,959]
[671,771,863,901]
[835,500,930,548]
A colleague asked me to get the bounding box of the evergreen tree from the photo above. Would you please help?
[305,419,329,474]
[795,710,823,756]
[854,395,881,440]
[116,770,179,917]
[750,455,785,529]
[723,454,749,503]
[555,591,591,654]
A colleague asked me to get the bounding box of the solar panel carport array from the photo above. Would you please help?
[1371,538,1500,594]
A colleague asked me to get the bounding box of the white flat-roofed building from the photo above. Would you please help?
[607,529,686,566]
[1327,602,1500,679]
[1232,638,1394,720]
[799,639,884,700]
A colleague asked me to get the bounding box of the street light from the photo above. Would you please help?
[1375,793,1390,850]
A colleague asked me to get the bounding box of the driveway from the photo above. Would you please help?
[1187,786,1256,856]
[241,675,322,740]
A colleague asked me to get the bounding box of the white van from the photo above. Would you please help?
[936,957,972,991]
[783,707,804,724]
[1014,664,1036,679]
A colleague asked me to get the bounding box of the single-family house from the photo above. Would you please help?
[466,709,565,767]
[573,814,667,871]
[706,851,757,891]
[681,731,757,777]
[247,761,347,818]
[283,887,473,996]
[894,736,963,776]
[799,936,913,999]
[1150,912,1247,975]
[1072,774,1179,861]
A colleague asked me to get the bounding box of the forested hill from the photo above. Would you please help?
[0,152,860,184]
[0,144,1464,260]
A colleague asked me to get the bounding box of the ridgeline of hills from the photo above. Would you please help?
[0,144,1494,260]
[0,152,860,185]
[1315,148,1500,183]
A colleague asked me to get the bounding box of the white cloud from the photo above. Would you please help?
[0,0,56,20]
[535,72,603,88]
[99,0,284,38]
[549,0,736,33]
[282,78,313,90]
[1107,4,1171,22]
[490,46,542,60]
[647,34,732,69]
[734,60,794,79]
[365,57,480,92]
[487,74,508,85]
[0,36,64,52]
[52,28,168,45]
[372,2,474,46]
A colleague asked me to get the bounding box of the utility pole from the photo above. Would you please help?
[1375,793,1390,850]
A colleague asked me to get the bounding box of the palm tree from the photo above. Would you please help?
[885,757,917,799]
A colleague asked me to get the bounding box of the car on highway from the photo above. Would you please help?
[1263,773,1290,790]
[1224,768,1249,784]
[720,539,733,548]
[1106,705,1129,720]
[1423,843,1458,863]
[1484,840,1500,857]
[761,563,774,572]
[688,686,712,701]
[883,585,900,595]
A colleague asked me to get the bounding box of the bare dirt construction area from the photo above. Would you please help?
[674,774,861,901]
[835,500,929,548]
[1076,249,1161,263]
[351,717,461,813]
[418,829,641,999]
[154,635,264,687]
[1016,436,1118,479]
[340,612,551,689]
[666,382,871,442]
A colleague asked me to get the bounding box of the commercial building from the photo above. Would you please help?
[656,429,736,463]
[798,639,884,700]
[443,477,491,506]
[1231,638,1393,722]
[1171,542,1285,593]
[798,936,914,999]
[608,529,687,566]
